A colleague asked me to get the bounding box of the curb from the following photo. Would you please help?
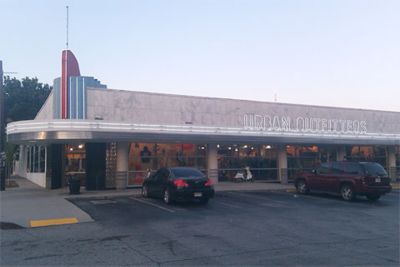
[30,217,79,228]
[391,184,400,190]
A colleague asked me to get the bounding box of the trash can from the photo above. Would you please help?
[68,175,81,194]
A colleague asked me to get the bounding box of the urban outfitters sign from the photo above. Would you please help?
[243,114,367,135]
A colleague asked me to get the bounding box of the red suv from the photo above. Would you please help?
[295,162,392,201]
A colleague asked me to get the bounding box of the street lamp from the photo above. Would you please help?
[0,60,5,190]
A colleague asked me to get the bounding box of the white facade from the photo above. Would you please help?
[7,88,400,188]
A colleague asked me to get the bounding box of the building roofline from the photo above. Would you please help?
[6,119,400,145]
[87,87,400,114]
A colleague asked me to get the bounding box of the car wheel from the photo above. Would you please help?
[199,198,209,205]
[340,184,355,201]
[366,194,380,202]
[296,179,308,194]
[142,185,148,198]
[163,189,172,204]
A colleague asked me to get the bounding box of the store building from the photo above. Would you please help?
[7,51,400,189]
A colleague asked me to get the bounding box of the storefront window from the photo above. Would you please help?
[65,144,86,173]
[127,143,207,186]
[318,146,337,163]
[287,145,320,170]
[27,147,31,172]
[39,146,45,172]
[26,145,46,173]
[33,146,38,172]
[217,144,278,181]
[347,146,386,166]
[65,144,86,186]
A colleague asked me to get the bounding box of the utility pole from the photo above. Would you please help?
[0,60,5,191]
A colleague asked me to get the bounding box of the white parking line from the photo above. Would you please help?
[128,197,176,213]
[259,202,288,208]
[216,200,244,209]
[227,191,274,202]
[226,192,291,207]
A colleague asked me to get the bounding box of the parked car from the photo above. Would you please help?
[142,167,215,204]
[295,161,392,201]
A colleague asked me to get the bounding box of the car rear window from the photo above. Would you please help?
[171,168,205,179]
[317,163,331,174]
[361,163,388,177]
[344,162,363,175]
[332,162,345,174]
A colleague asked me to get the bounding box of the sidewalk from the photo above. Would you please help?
[0,177,294,229]
[0,177,93,228]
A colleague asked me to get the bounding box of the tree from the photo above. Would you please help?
[3,77,51,166]
[4,76,51,122]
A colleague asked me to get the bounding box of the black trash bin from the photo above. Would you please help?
[68,175,81,194]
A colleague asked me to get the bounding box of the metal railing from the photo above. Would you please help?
[114,166,400,189]
[126,170,148,188]
[387,167,400,181]
[287,168,314,183]
[218,168,279,182]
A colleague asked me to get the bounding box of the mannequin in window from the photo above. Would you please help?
[176,150,186,166]
[140,146,152,163]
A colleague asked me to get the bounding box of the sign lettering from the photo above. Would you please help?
[243,114,367,135]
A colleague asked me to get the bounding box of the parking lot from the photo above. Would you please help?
[1,190,399,266]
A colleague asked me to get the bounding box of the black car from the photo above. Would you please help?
[142,167,215,204]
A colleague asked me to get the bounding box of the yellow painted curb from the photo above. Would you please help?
[391,184,400,190]
[286,188,297,193]
[30,217,79,228]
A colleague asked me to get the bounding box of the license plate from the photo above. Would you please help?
[194,192,202,197]
[375,178,381,183]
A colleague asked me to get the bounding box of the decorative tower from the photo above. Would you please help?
[52,6,106,119]
[61,50,80,119]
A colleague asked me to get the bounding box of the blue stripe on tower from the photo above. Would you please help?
[68,77,75,119]
[78,78,83,119]
[53,78,61,119]
[68,77,72,119]
[76,78,80,119]
[82,77,86,119]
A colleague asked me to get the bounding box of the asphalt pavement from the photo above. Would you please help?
[1,188,399,266]
[0,177,291,228]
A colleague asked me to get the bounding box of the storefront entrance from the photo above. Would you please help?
[62,143,106,190]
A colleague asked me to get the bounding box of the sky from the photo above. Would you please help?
[1,0,399,112]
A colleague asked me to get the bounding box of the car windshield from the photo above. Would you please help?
[171,168,205,179]
[361,163,388,177]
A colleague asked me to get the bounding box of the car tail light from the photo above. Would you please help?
[174,179,189,188]
[205,178,213,186]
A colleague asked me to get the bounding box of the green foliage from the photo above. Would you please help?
[2,77,51,166]
[5,143,16,165]
[4,76,51,122]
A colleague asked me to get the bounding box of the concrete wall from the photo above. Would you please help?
[35,91,54,120]
[13,145,46,187]
[13,160,26,178]
[86,89,400,136]
[13,145,27,178]
[26,172,46,188]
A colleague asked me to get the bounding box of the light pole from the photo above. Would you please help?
[0,60,5,191]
